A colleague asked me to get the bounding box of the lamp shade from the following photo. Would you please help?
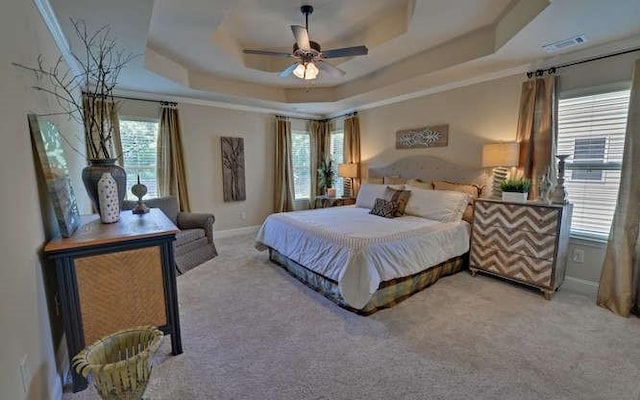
[482,142,520,168]
[293,62,319,80]
[338,163,359,178]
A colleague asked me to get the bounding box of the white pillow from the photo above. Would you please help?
[404,186,471,222]
[355,184,403,209]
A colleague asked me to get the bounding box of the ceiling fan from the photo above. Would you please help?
[243,5,368,80]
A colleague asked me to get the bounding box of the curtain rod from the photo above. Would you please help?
[318,111,357,123]
[111,94,177,106]
[275,111,358,123]
[527,46,640,77]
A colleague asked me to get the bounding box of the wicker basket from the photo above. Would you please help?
[72,326,164,400]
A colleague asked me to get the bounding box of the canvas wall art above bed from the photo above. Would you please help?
[256,156,489,315]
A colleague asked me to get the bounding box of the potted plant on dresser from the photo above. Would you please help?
[500,177,531,202]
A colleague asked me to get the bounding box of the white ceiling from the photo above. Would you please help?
[48,0,640,117]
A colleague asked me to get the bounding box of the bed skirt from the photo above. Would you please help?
[268,248,467,316]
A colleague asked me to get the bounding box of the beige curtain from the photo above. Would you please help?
[310,120,331,204]
[597,59,640,317]
[515,76,558,199]
[344,114,361,195]
[157,105,191,212]
[82,94,123,164]
[274,116,295,212]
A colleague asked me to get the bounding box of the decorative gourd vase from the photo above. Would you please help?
[131,175,150,215]
[82,158,126,212]
[97,173,120,223]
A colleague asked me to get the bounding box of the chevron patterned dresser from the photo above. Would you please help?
[469,199,572,299]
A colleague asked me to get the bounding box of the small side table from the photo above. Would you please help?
[44,209,182,392]
[314,196,356,208]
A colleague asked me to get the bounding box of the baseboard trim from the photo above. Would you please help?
[563,276,599,298]
[213,225,260,239]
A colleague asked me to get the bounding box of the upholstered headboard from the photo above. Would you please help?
[367,155,491,197]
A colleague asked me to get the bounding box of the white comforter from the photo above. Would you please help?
[255,206,470,309]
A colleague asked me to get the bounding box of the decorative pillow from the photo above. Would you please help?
[384,186,411,217]
[432,180,482,198]
[404,186,471,222]
[383,176,406,185]
[369,198,399,218]
[432,180,482,223]
[405,179,432,190]
[355,184,389,209]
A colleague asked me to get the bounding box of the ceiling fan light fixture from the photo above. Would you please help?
[293,62,319,80]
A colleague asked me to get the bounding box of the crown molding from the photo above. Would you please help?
[33,0,81,76]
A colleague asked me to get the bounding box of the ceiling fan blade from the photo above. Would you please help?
[279,63,300,78]
[291,25,311,51]
[322,45,368,59]
[243,49,292,58]
[316,60,345,78]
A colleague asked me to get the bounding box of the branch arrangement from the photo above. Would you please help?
[14,18,136,160]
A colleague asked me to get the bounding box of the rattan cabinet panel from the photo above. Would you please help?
[469,199,572,299]
[75,246,167,345]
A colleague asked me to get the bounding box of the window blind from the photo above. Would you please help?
[292,131,311,199]
[330,130,345,197]
[119,119,160,199]
[557,89,629,239]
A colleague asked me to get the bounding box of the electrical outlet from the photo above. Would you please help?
[19,354,29,394]
[241,212,246,220]
[572,249,585,263]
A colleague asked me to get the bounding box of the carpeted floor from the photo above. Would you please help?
[64,233,640,400]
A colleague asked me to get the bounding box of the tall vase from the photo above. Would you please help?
[551,154,570,204]
[97,173,120,223]
[82,159,126,212]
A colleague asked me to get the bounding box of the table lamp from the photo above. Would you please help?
[482,142,519,198]
[338,163,359,198]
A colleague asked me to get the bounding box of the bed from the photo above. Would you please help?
[256,156,490,315]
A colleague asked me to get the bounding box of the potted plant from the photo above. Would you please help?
[500,177,531,203]
[317,158,336,197]
[14,19,135,213]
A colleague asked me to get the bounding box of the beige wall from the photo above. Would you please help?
[1,0,88,399]
[359,73,523,171]
[180,104,274,231]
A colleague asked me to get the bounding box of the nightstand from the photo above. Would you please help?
[314,196,356,208]
[469,199,572,300]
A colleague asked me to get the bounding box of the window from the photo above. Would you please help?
[571,137,605,181]
[557,89,629,239]
[291,130,311,199]
[330,129,344,197]
[119,118,160,199]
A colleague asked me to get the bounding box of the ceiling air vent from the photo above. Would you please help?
[543,34,588,53]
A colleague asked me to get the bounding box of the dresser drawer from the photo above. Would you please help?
[470,245,553,288]
[474,201,560,235]
[471,224,557,260]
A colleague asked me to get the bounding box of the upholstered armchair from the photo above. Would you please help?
[122,196,218,274]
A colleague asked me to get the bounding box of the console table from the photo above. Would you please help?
[44,209,182,392]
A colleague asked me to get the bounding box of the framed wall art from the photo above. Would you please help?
[221,136,246,202]
[396,124,449,149]
[29,114,81,237]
